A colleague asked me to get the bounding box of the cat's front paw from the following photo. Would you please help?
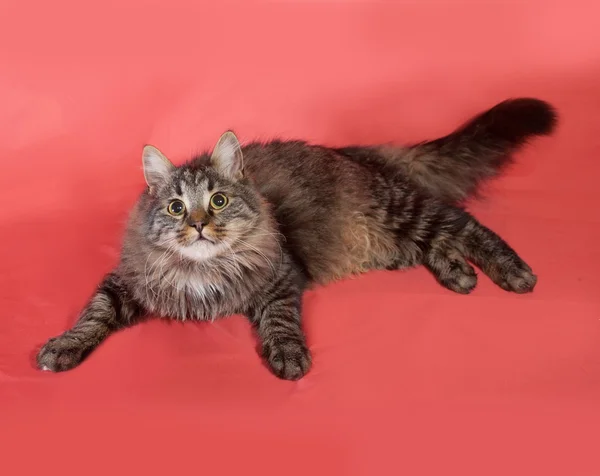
[499,261,537,293]
[37,333,89,372]
[263,338,312,381]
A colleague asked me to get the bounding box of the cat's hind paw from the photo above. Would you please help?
[498,261,537,293]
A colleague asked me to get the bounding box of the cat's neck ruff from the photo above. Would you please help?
[133,231,283,320]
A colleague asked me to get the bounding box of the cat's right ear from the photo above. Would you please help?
[142,145,175,194]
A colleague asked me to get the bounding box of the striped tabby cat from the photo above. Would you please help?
[37,98,556,380]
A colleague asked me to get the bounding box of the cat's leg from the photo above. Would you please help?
[37,272,142,372]
[247,269,311,380]
[389,194,479,293]
[457,216,537,293]
[391,197,535,294]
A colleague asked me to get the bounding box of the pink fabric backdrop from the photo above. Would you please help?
[1,1,599,474]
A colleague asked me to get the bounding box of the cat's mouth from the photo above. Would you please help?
[182,226,219,247]
[195,232,216,244]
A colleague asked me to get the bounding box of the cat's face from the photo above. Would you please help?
[141,132,264,261]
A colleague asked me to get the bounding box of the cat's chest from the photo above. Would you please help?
[143,265,245,321]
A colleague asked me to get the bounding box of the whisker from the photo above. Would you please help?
[235,238,279,277]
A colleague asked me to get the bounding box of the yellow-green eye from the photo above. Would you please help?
[210,193,228,210]
[167,200,185,216]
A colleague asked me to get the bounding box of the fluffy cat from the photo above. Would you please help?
[37,98,556,380]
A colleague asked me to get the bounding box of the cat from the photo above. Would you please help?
[37,98,556,380]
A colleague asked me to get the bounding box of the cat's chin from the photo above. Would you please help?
[177,239,224,262]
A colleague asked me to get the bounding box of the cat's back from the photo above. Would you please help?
[242,140,398,283]
[242,139,364,224]
[243,140,345,192]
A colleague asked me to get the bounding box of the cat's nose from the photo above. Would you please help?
[190,220,207,231]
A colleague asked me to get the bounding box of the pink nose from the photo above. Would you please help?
[189,220,207,231]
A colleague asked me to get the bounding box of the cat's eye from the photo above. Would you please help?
[210,193,228,210]
[167,200,186,216]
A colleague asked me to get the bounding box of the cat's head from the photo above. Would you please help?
[139,131,267,261]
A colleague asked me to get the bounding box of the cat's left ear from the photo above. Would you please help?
[210,131,244,181]
[142,145,175,194]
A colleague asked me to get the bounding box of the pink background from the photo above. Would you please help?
[1,1,599,474]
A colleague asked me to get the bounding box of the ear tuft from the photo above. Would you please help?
[142,145,175,193]
[210,131,244,181]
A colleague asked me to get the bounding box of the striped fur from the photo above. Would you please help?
[37,98,556,379]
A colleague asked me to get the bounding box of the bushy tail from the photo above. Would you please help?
[397,98,557,203]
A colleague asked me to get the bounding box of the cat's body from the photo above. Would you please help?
[37,98,556,380]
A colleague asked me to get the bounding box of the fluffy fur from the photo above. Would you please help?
[37,98,557,380]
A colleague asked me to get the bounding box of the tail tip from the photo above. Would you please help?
[499,98,558,137]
